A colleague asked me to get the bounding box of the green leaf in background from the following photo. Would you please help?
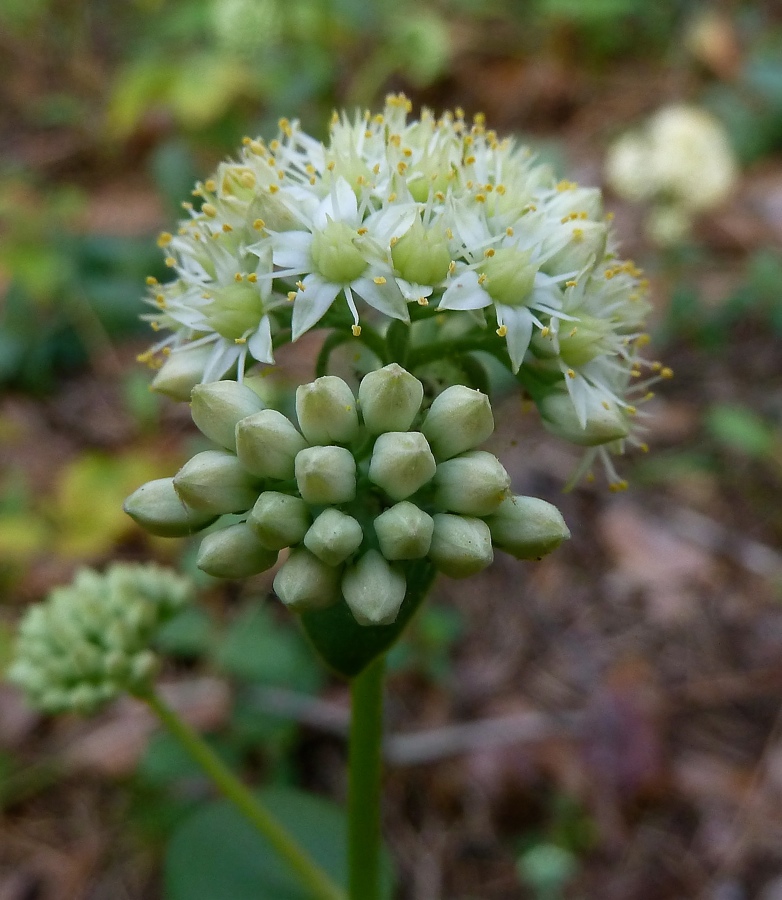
[165,785,395,900]
[705,404,777,460]
[300,559,436,679]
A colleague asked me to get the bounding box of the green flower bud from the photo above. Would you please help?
[433,450,511,516]
[485,495,570,560]
[295,446,356,505]
[235,409,308,479]
[190,381,266,451]
[304,509,364,566]
[421,385,494,460]
[196,522,279,578]
[124,477,217,537]
[373,501,433,560]
[295,376,360,445]
[273,547,341,612]
[429,513,493,578]
[342,550,407,626]
[368,432,437,501]
[150,344,214,401]
[391,218,451,286]
[173,450,259,514]
[248,491,311,550]
[538,390,629,446]
[358,364,424,434]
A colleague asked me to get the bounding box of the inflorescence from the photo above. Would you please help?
[125,365,570,627]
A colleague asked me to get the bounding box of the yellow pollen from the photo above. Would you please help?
[202,292,212,299]
[156,294,166,308]
[373,276,387,284]
[602,401,610,410]
[164,256,176,267]
[397,162,407,175]
[247,273,257,283]
[235,337,247,344]
[287,292,297,301]
[609,480,629,493]
[477,273,487,284]
[373,164,381,175]
[387,192,397,202]
[181,201,193,211]
[565,280,577,288]
[627,405,637,415]
[352,325,362,336]
[473,112,486,125]
[296,281,306,291]
[327,161,336,171]
[448,261,456,274]
[357,227,368,235]
[566,368,576,378]
[241,172,256,188]
[496,184,506,195]
[222,223,233,232]
[202,204,217,217]
[249,140,264,155]
[605,211,615,221]
[403,148,412,157]
[157,232,173,247]
[506,226,514,236]
[475,193,486,203]
[146,276,158,286]
[639,443,649,453]
[661,367,674,379]
[435,191,445,202]
[651,361,662,372]
[484,248,495,257]
[556,180,577,191]
[541,326,550,337]
[389,236,399,247]
[204,179,217,192]
[568,327,577,337]
[496,325,507,337]
[445,228,453,239]
[242,137,251,145]
[572,228,584,241]
[417,296,429,306]
[644,391,655,400]
[253,218,266,230]
[268,184,279,194]
[234,273,243,282]
[465,155,476,165]
[635,334,651,347]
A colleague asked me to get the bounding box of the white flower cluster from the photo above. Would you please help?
[141,95,654,483]
[8,564,193,713]
[124,366,570,626]
[605,104,738,244]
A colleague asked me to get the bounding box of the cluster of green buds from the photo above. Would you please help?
[7,564,193,713]
[125,365,569,627]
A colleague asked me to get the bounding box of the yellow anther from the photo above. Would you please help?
[572,228,584,241]
[253,218,266,230]
[417,296,429,306]
[357,227,368,235]
[241,172,256,188]
[242,136,252,145]
[541,326,550,337]
[455,106,465,118]
[296,280,306,291]
[235,336,247,344]
[309,177,316,185]
[202,203,217,218]
[565,280,577,288]
[445,228,453,239]
[661,367,674,379]
[556,180,577,191]
[639,443,649,453]
[465,155,476,165]
[477,272,487,285]
[372,163,381,175]
[268,184,279,194]
[181,201,193,211]
[164,256,176,267]
[403,147,412,157]
[351,325,362,336]
[609,480,629,493]
[204,179,217,192]
[473,112,486,125]
[397,162,408,175]
[651,361,662,372]
[287,291,297,302]
[496,325,508,337]
[448,261,456,275]
[435,191,445,201]
[327,161,336,171]
[155,294,166,308]
[202,291,212,299]
[505,226,514,237]
[484,248,495,257]
[278,117,292,136]
[602,401,610,410]
[387,192,397,202]
[247,273,257,283]
[234,273,243,282]
[222,224,233,232]
[146,276,158,286]
[626,405,637,415]
[373,276,387,285]
[157,232,173,247]
[606,211,615,221]
[475,193,486,203]
[496,184,506,195]
[389,133,402,147]
[566,368,576,379]
[568,327,578,337]
[269,139,280,152]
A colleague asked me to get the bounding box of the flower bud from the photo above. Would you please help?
[273,548,341,612]
[295,376,359,445]
[537,390,629,446]
[433,450,511,516]
[304,509,364,566]
[485,495,570,560]
[373,501,433,560]
[150,345,214,402]
[421,385,494,460]
[358,364,424,434]
[196,523,279,578]
[124,477,217,536]
[248,491,311,550]
[368,432,436,501]
[342,550,407,626]
[173,450,259,514]
[429,513,493,578]
[295,446,356,505]
[235,409,308,479]
[190,381,266,451]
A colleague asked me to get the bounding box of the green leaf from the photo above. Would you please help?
[705,404,776,460]
[300,559,436,678]
[165,785,395,900]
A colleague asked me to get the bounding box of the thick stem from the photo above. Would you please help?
[143,690,346,900]
[348,655,386,900]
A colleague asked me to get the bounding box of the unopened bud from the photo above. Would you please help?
[196,523,279,578]
[124,477,217,536]
[373,501,433,560]
[368,432,436,500]
[191,381,266,451]
[304,509,364,566]
[173,450,259,514]
[538,390,629,446]
[273,548,341,612]
[429,513,493,578]
[295,376,359,445]
[433,450,511,516]
[295,446,356,505]
[150,343,213,401]
[236,409,308,479]
[485,495,570,560]
[421,385,494,460]
[358,364,424,434]
[342,550,407,626]
[248,491,311,550]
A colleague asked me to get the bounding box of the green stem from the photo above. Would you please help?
[142,690,346,900]
[348,655,386,900]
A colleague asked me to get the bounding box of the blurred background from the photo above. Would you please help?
[1,0,782,897]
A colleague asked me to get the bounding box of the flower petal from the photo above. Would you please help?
[248,315,274,364]
[438,269,492,311]
[352,274,409,321]
[316,176,358,228]
[497,304,534,373]
[291,275,342,340]
[270,231,313,271]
